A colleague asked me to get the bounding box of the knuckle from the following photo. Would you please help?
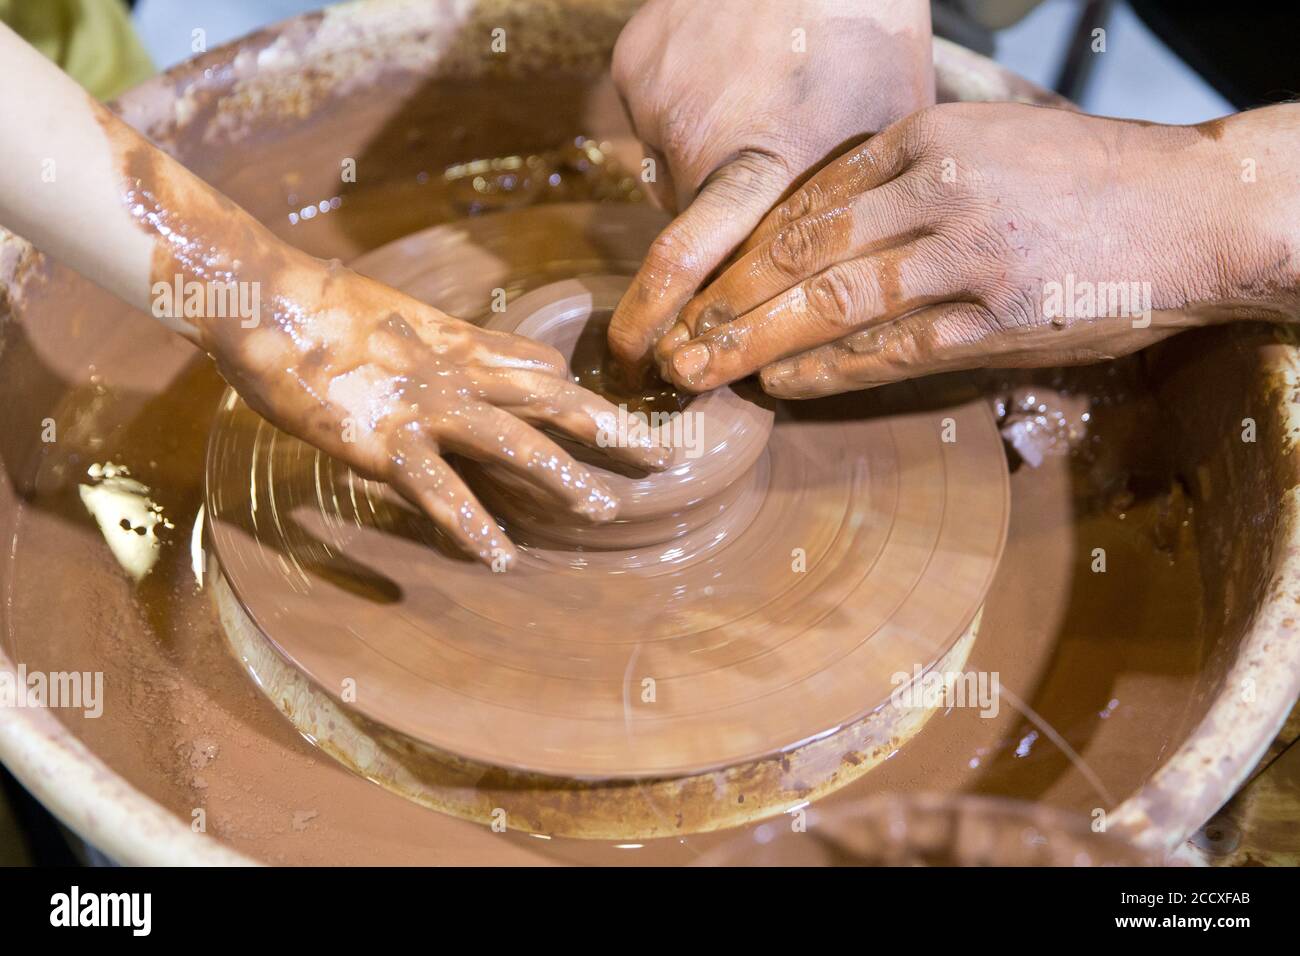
[984,284,1038,330]
[728,147,789,185]
[906,104,948,152]
[921,227,970,266]
[519,371,561,408]
[893,108,950,173]
[943,212,1010,262]
[815,346,855,385]
[644,229,704,278]
[906,322,941,365]
[805,268,861,330]
[700,150,784,208]
[768,218,819,279]
[868,322,928,372]
[773,185,815,229]
[892,168,941,211]
[956,304,1004,342]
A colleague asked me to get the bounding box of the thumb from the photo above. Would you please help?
[607,150,791,369]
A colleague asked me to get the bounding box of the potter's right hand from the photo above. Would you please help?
[605,0,934,369]
[654,103,1300,397]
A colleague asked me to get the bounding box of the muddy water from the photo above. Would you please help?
[2,242,1207,862]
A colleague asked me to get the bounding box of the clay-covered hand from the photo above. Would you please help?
[208,259,668,569]
[656,102,1300,398]
[605,0,934,370]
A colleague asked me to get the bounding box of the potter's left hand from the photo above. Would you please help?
[656,102,1300,398]
[605,0,934,371]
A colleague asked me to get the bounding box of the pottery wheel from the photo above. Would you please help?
[206,202,1010,781]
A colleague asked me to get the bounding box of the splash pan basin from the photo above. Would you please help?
[0,0,1297,864]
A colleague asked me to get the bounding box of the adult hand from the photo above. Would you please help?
[606,0,934,369]
[656,102,1300,398]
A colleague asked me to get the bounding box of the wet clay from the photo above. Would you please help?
[473,273,777,552]
[571,317,687,417]
[204,206,1009,785]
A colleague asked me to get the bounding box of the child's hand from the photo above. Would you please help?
[204,259,669,568]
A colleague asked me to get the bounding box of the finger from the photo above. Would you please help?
[467,326,569,378]
[471,368,671,471]
[758,304,993,398]
[738,121,918,257]
[387,439,518,569]
[437,404,621,522]
[606,151,792,369]
[663,241,962,392]
[758,303,1185,399]
[363,281,570,379]
[661,177,924,365]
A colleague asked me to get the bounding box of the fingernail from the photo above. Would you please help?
[658,322,691,356]
[672,343,711,382]
[760,363,796,393]
[760,362,826,399]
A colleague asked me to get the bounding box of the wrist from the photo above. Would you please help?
[1193,106,1300,321]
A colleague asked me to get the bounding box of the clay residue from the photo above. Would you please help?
[995,386,1090,468]
[570,310,687,416]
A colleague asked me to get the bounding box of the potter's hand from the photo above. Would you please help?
[605,0,933,369]
[658,103,1300,398]
[210,264,670,568]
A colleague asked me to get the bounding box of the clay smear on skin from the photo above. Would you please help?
[93,100,627,554]
[664,103,1300,399]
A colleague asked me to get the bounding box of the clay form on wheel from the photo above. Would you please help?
[205,202,1009,835]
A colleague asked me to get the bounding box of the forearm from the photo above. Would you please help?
[0,21,327,350]
[0,23,165,327]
